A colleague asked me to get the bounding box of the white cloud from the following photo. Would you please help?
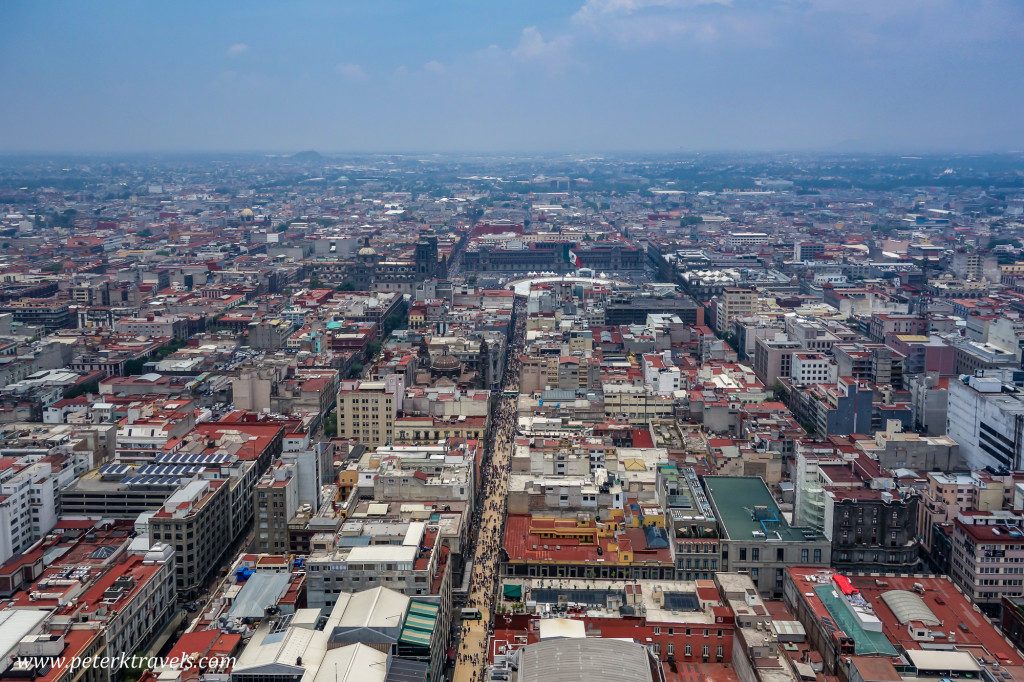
[573,0,731,25]
[393,65,409,77]
[424,60,446,74]
[336,63,367,80]
[227,43,249,57]
[569,0,739,46]
[511,26,571,63]
[565,0,1024,49]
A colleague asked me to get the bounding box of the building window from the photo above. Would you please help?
[801,549,809,563]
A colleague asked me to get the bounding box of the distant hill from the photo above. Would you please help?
[291,150,323,163]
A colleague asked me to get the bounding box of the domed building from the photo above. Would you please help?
[351,237,380,290]
[430,346,463,381]
[239,208,255,222]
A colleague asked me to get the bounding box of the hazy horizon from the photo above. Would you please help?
[3,1,1023,154]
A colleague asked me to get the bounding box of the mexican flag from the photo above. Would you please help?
[568,250,581,268]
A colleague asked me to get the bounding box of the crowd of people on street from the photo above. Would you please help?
[452,300,525,682]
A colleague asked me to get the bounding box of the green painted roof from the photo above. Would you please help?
[404,614,436,630]
[399,599,438,649]
[408,601,439,617]
[814,585,898,657]
[399,629,432,646]
[704,476,823,543]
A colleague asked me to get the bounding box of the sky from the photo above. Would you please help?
[1,0,1023,154]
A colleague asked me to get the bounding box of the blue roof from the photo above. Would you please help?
[226,572,293,620]
[337,536,373,547]
[643,525,669,549]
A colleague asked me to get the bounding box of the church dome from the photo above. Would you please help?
[431,347,462,372]
[357,245,377,256]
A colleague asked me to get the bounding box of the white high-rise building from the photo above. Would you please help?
[947,370,1024,471]
[0,461,64,564]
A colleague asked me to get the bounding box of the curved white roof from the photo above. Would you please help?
[518,639,654,682]
[881,589,940,626]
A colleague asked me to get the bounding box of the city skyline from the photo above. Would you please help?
[2,0,1024,154]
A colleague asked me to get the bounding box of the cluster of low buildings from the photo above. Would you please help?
[2,156,1024,682]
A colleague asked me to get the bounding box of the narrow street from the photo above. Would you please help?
[452,299,524,682]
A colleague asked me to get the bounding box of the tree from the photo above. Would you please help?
[120,652,152,682]
[714,330,738,351]
[64,381,99,399]
[123,358,147,375]
[990,238,1023,249]
[366,341,382,358]
[323,410,338,438]
[47,209,77,229]
[383,311,408,335]
[336,281,356,292]
[771,380,788,401]
[137,228,152,238]
[309,275,323,289]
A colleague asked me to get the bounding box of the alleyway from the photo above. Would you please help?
[452,298,524,682]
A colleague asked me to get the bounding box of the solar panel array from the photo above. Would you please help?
[120,474,183,487]
[531,588,622,606]
[136,464,205,477]
[98,463,131,476]
[155,452,231,465]
[663,592,700,611]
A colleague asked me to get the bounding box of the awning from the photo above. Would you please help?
[503,584,522,599]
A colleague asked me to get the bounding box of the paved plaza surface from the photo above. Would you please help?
[452,300,523,682]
